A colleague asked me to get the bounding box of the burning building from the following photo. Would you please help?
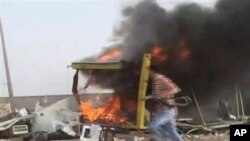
[71,0,250,126]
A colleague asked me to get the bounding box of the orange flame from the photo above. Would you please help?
[180,47,190,60]
[99,49,121,61]
[179,38,190,60]
[151,45,168,64]
[80,95,126,123]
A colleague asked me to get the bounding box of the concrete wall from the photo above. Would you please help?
[0,94,113,111]
[0,95,73,111]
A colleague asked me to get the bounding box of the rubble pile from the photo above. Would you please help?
[0,95,248,141]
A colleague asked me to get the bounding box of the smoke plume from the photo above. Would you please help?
[82,0,250,115]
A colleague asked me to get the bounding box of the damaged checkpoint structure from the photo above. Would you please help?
[71,54,151,129]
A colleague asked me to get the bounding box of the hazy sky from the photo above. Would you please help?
[0,0,217,97]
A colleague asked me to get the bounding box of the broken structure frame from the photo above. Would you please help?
[71,54,151,129]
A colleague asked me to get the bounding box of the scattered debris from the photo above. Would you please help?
[31,97,80,134]
[80,124,102,141]
[0,108,35,138]
[0,103,11,118]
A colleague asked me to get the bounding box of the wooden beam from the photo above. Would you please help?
[136,54,151,129]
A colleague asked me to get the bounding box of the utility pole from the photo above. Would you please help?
[0,18,14,112]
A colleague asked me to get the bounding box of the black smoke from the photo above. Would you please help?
[82,0,250,117]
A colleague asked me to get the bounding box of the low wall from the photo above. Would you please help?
[0,93,113,111]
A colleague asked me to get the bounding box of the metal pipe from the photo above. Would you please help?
[174,96,192,106]
[0,18,14,112]
[235,86,240,119]
[239,88,245,120]
[192,91,206,126]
